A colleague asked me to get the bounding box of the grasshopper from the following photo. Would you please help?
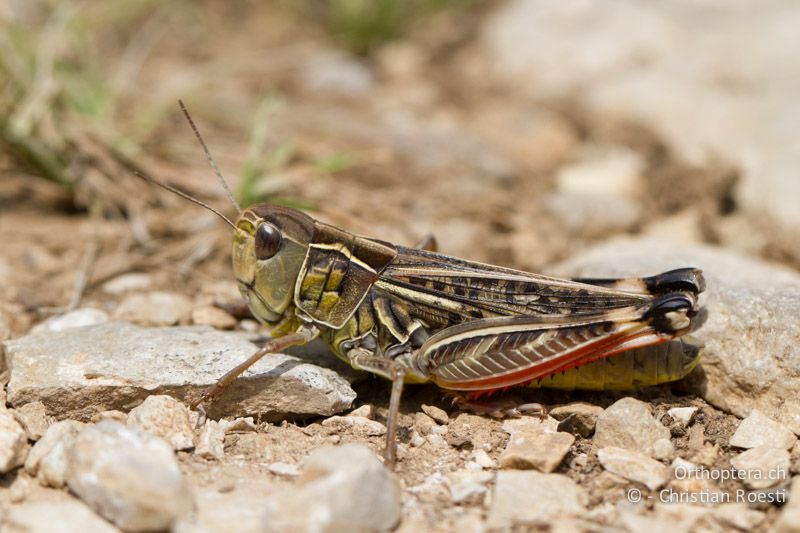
[143,104,706,468]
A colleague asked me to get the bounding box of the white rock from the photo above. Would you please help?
[543,192,641,235]
[549,238,800,435]
[619,502,765,533]
[194,420,226,461]
[652,438,675,461]
[127,395,194,451]
[93,410,127,423]
[112,291,192,326]
[269,444,401,532]
[4,322,356,420]
[30,308,109,334]
[487,471,588,527]
[321,415,387,436]
[444,470,493,504]
[173,487,269,533]
[8,474,31,503]
[0,411,28,473]
[502,415,559,436]
[471,449,496,469]
[2,498,120,533]
[268,462,299,477]
[550,402,605,438]
[556,146,643,196]
[730,410,797,451]
[667,407,698,426]
[545,146,644,234]
[12,401,50,440]
[499,429,574,472]
[191,305,237,330]
[65,421,192,532]
[594,397,670,457]
[730,446,791,489]
[347,405,372,418]
[223,417,257,432]
[597,446,670,491]
[774,477,800,533]
[24,420,84,486]
[102,273,152,294]
[421,404,449,425]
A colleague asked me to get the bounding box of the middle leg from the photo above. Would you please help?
[347,348,408,470]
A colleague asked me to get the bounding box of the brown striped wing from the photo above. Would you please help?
[410,312,670,391]
[376,246,653,329]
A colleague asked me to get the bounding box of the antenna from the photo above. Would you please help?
[134,170,237,230]
[178,100,242,213]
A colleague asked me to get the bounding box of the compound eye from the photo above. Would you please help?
[254,223,282,260]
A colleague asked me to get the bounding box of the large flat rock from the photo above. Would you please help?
[550,237,800,435]
[3,321,356,421]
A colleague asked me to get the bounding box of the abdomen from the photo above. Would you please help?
[529,337,703,391]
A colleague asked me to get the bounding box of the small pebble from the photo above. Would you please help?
[65,420,192,531]
[774,477,800,532]
[671,457,699,477]
[269,444,401,532]
[444,470,493,504]
[322,415,387,436]
[421,404,449,425]
[471,449,497,469]
[502,415,559,436]
[127,395,194,451]
[30,308,108,334]
[426,433,448,448]
[102,273,152,294]
[24,420,84,487]
[191,305,238,330]
[92,410,128,423]
[430,424,448,436]
[652,438,675,461]
[239,319,260,332]
[4,499,119,533]
[594,397,670,457]
[0,411,28,473]
[223,417,257,432]
[268,462,299,477]
[550,402,604,438]
[730,446,791,489]
[410,432,426,447]
[195,420,226,461]
[413,412,437,436]
[667,407,698,426]
[597,446,670,490]
[487,471,588,527]
[348,405,372,418]
[13,401,50,441]
[112,291,193,326]
[9,474,31,503]
[730,410,797,450]
[499,430,575,473]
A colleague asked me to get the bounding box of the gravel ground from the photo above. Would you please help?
[1,2,799,531]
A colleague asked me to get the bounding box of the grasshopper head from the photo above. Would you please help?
[232,205,315,325]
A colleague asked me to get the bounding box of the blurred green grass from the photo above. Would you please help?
[1,0,477,213]
[316,0,477,56]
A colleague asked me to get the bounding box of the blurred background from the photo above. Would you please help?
[1,0,798,335]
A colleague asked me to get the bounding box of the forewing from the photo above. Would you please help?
[377,246,653,325]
